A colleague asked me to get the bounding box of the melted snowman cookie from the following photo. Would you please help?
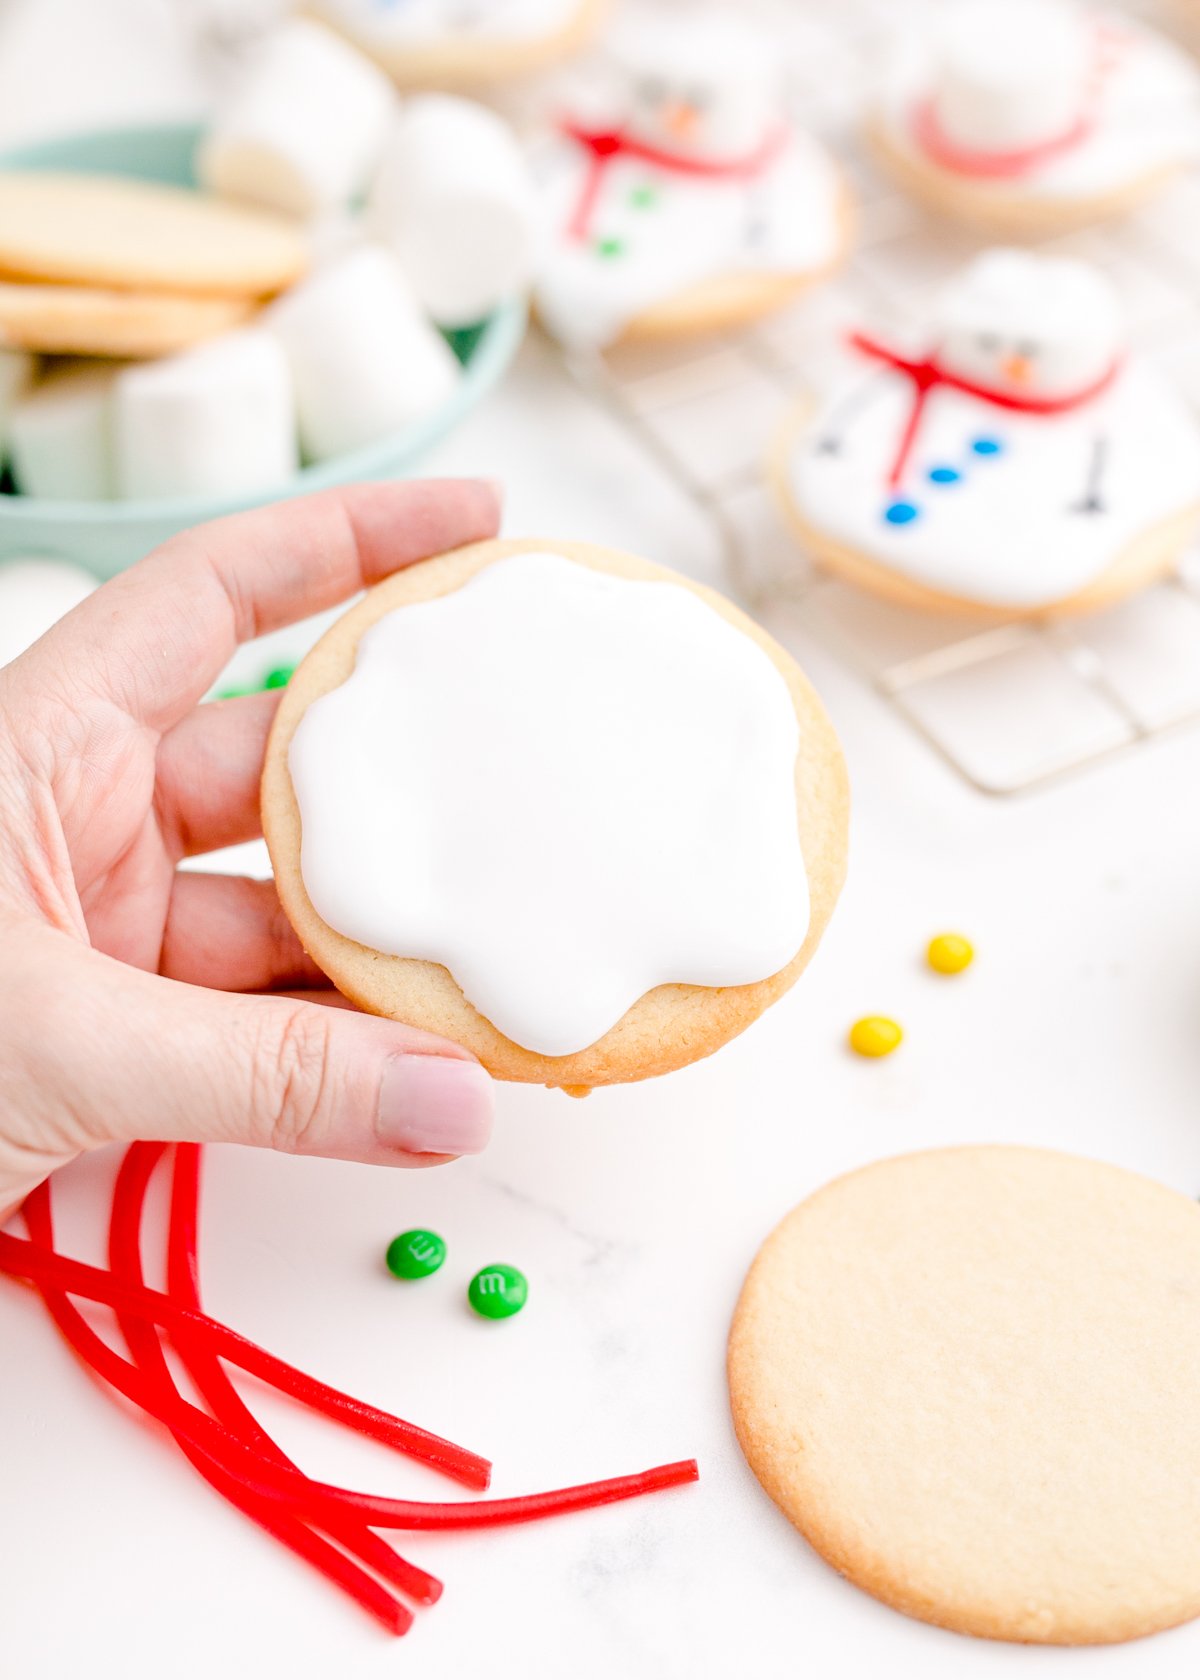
[530,11,847,349]
[262,538,848,1089]
[870,0,1200,233]
[773,250,1200,615]
[312,0,606,88]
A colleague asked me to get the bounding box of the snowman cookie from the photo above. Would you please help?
[310,0,607,89]
[529,12,849,350]
[262,538,848,1090]
[870,0,1200,234]
[772,250,1200,617]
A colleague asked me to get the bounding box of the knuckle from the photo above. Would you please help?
[254,1004,337,1157]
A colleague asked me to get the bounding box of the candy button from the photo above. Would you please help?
[848,1016,903,1058]
[884,500,919,526]
[385,1228,446,1280]
[928,465,960,484]
[595,236,625,259]
[927,932,974,975]
[263,663,295,689]
[629,184,658,209]
[468,1263,528,1320]
[971,436,1003,457]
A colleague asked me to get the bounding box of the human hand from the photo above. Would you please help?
[0,480,500,1221]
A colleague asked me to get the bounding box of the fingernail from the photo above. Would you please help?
[377,1056,493,1157]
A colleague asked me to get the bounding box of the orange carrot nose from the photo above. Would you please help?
[663,101,699,140]
[1002,353,1032,384]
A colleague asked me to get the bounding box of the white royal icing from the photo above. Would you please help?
[876,7,1200,201]
[314,0,583,49]
[288,552,809,1056]
[786,362,1200,609]
[531,129,842,350]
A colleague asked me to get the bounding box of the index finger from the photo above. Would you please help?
[42,478,501,733]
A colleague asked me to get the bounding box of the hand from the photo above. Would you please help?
[0,480,501,1221]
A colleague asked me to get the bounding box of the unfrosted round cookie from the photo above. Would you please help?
[310,0,607,89]
[261,537,848,1089]
[869,1,1200,236]
[0,173,306,298]
[771,248,1200,618]
[729,1146,1200,1645]
[0,281,253,359]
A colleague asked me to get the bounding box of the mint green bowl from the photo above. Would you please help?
[0,124,526,579]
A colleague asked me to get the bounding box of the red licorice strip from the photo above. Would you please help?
[22,1178,412,1637]
[162,1144,441,1608]
[1,1220,700,1531]
[2,1201,490,1490]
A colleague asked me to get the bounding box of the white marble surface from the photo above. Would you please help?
[5,2,1200,1673]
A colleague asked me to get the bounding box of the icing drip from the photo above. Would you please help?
[288,553,809,1056]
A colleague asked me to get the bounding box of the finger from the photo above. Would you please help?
[156,690,281,857]
[160,873,327,993]
[13,929,494,1168]
[32,478,501,733]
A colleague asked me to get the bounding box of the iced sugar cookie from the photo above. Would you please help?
[869,0,1200,234]
[529,11,849,350]
[262,539,848,1088]
[311,0,607,89]
[729,1146,1200,1645]
[0,281,253,359]
[0,173,306,298]
[771,249,1200,617]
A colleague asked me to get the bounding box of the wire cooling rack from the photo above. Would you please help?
[551,0,1200,796]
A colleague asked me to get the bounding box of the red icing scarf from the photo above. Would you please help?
[848,330,1122,488]
[908,22,1125,181]
[558,118,788,241]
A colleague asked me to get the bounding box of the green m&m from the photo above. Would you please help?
[386,1228,446,1280]
[468,1264,528,1320]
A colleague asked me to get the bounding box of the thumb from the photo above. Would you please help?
[10,931,494,1168]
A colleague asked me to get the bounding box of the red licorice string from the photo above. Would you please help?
[1,1203,490,1489]
[161,1143,441,1609]
[847,330,1121,488]
[559,118,787,240]
[22,1177,412,1637]
[2,1198,699,1532]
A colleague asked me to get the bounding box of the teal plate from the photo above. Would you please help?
[0,124,526,579]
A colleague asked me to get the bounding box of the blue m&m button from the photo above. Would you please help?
[971,436,1003,457]
[929,465,960,484]
[884,499,920,525]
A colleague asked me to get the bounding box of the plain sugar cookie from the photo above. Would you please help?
[0,173,307,298]
[262,537,848,1089]
[0,281,253,359]
[771,248,1200,617]
[729,1145,1200,1645]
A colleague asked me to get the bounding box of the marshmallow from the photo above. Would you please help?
[368,96,538,328]
[199,19,395,219]
[9,361,117,501]
[931,0,1091,154]
[610,11,782,160]
[0,557,97,668]
[268,245,461,462]
[114,328,297,501]
[0,348,35,458]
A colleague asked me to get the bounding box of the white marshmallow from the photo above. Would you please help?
[199,18,395,219]
[0,348,36,460]
[268,245,461,462]
[368,97,538,328]
[0,557,97,668]
[114,328,297,502]
[9,361,117,501]
[931,0,1091,154]
[610,10,782,160]
[935,249,1124,399]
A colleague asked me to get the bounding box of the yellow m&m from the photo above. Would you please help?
[926,933,974,975]
[848,1016,903,1058]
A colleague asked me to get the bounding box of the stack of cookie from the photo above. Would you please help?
[0,18,538,505]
